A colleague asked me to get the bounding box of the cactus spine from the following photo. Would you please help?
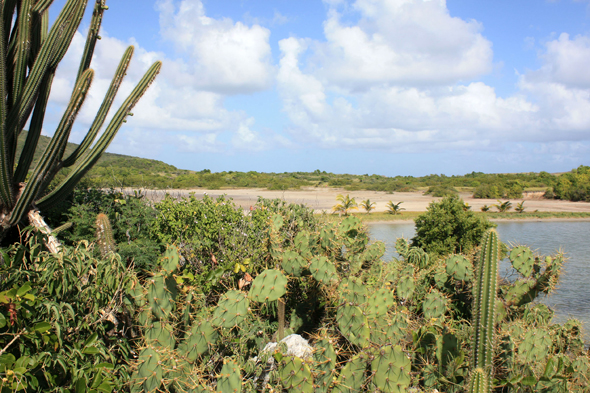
[469,229,500,392]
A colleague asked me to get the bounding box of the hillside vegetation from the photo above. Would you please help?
[20,133,590,201]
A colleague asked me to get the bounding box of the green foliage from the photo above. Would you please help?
[515,201,526,213]
[425,184,458,197]
[359,199,375,213]
[386,201,404,215]
[495,200,512,212]
[332,194,358,216]
[412,195,495,256]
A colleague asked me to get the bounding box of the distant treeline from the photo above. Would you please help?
[19,132,590,202]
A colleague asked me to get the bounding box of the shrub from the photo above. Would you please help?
[411,195,495,256]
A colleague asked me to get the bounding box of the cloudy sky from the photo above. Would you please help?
[46,0,590,176]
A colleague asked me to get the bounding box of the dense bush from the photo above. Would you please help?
[412,195,495,255]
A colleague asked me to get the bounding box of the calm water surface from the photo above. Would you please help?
[368,221,590,340]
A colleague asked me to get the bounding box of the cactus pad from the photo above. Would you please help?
[248,269,288,302]
[370,312,408,346]
[339,277,368,306]
[212,290,250,328]
[179,319,218,361]
[310,256,339,285]
[159,246,180,275]
[148,274,174,320]
[510,246,535,277]
[396,274,415,301]
[423,290,448,320]
[337,305,370,346]
[313,339,337,393]
[136,347,163,392]
[333,353,367,393]
[216,359,241,393]
[518,329,552,363]
[279,355,314,392]
[281,250,307,277]
[445,255,473,281]
[365,288,395,318]
[145,321,175,349]
[371,345,411,393]
[294,231,312,259]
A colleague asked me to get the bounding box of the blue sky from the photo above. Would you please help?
[46,0,590,176]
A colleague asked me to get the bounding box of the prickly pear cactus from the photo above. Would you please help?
[313,338,337,393]
[370,312,408,346]
[216,359,241,393]
[281,250,307,276]
[422,290,448,320]
[178,319,218,361]
[333,353,368,393]
[159,246,180,275]
[365,287,395,318]
[396,274,415,301]
[339,277,368,306]
[337,305,370,346]
[132,347,163,392]
[145,321,175,349]
[310,256,339,285]
[278,355,314,392]
[248,269,288,302]
[518,329,552,363]
[510,246,535,277]
[211,290,250,328]
[371,345,411,393]
[148,274,174,320]
[445,255,473,281]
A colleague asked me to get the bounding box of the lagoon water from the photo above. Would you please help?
[368,220,590,340]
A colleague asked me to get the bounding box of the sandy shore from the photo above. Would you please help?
[124,187,590,214]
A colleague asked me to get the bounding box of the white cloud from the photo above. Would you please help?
[312,0,493,91]
[157,0,274,94]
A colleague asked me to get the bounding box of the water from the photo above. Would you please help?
[368,220,590,339]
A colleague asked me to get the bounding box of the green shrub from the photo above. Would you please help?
[411,195,495,256]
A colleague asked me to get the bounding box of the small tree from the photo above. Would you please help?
[359,199,375,214]
[412,195,495,256]
[332,194,358,216]
[515,201,526,213]
[495,200,512,212]
[481,205,491,212]
[386,201,404,215]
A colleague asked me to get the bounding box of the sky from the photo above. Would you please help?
[44,0,590,177]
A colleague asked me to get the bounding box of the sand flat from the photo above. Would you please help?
[123,187,590,214]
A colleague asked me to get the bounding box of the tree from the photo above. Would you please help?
[359,199,375,213]
[332,194,358,216]
[386,201,404,215]
[515,201,526,213]
[411,195,495,256]
[495,200,512,212]
[0,0,161,245]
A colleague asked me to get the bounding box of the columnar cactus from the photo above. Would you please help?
[469,229,500,392]
[0,0,161,242]
[95,213,116,257]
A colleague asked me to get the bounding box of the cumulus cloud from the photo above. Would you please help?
[274,0,590,157]
[157,0,274,94]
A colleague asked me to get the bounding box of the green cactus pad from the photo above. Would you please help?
[337,305,370,346]
[433,269,449,289]
[364,241,386,261]
[136,347,163,392]
[445,255,473,281]
[279,355,314,392]
[212,290,250,328]
[248,269,288,302]
[179,319,218,361]
[159,246,180,275]
[145,321,175,349]
[436,333,459,369]
[395,238,410,258]
[370,312,408,346]
[396,274,415,301]
[365,288,395,318]
[504,279,536,306]
[313,339,337,393]
[333,353,368,393]
[371,345,411,393]
[281,250,307,277]
[518,329,552,363]
[310,256,338,285]
[510,246,535,277]
[270,214,284,231]
[339,277,368,306]
[339,216,363,236]
[294,231,312,259]
[423,290,448,320]
[128,282,146,307]
[216,359,241,393]
[320,224,336,249]
[148,274,174,320]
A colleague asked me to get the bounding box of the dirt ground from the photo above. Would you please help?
[124,187,590,214]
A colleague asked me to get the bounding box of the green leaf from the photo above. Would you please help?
[0,354,15,365]
[33,322,51,333]
[0,313,6,328]
[84,333,98,348]
[520,376,537,386]
[82,347,100,355]
[93,363,114,370]
[16,283,32,297]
